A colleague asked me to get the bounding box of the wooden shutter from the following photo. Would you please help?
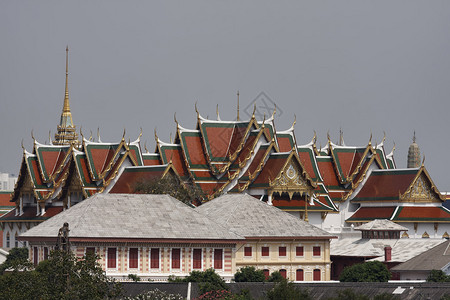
[280,269,287,279]
[193,249,202,269]
[296,269,304,281]
[261,247,269,257]
[129,248,138,269]
[313,246,321,256]
[244,247,252,257]
[33,247,38,265]
[43,247,49,260]
[313,269,321,281]
[107,248,116,268]
[214,249,223,269]
[279,246,286,257]
[151,248,160,269]
[296,246,304,256]
[172,248,180,269]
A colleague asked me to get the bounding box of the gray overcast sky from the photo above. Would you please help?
[1,1,450,190]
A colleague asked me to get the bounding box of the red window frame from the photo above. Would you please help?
[296,269,304,281]
[172,248,181,269]
[214,249,223,270]
[280,269,287,279]
[313,269,321,281]
[107,248,117,268]
[129,248,139,269]
[261,247,269,257]
[244,247,252,257]
[150,248,160,269]
[313,246,321,256]
[296,246,304,256]
[279,246,287,257]
[193,249,202,269]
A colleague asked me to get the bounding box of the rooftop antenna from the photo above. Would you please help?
[237,91,240,121]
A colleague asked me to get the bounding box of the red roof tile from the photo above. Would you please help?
[347,207,396,222]
[392,206,450,222]
[353,169,418,201]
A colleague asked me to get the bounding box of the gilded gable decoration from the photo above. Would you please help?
[400,170,443,203]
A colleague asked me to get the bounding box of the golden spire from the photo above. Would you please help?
[54,46,79,146]
[60,46,74,127]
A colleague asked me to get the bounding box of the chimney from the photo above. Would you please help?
[384,246,392,262]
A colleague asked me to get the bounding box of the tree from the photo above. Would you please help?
[339,261,391,282]
[233,266,265,282]
[266,278,311,300]
[0,249,122,300]
[169,268,228,294]
[134,174,206,205]
[0,247,32,273]
[427,269,450,282]
[268,271,284,282]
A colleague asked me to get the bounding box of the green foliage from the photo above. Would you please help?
[134,175,206,205]
[167,274,185,282]
[128,273,141,282]
[123,288,183,300]
[233,266,265,282]
[170,268,228,294]
[266,278,311,300]
[0,249,122,300]
[267,271,284,282]
[339,261,391,282]
[0,247,32,273]
[427,269,450,282]
[0,269,47,300]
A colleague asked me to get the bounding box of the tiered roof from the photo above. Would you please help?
[347,167,449,223]
[5,103,404,225]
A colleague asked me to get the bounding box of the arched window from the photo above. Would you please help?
[296,269,304,281]
[313,269,321,281]
[280,269,287,279]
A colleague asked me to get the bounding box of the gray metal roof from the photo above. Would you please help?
[196,193,334,238]
[391,240,450,271]
[356,219,408,231]
[331,234,446,262]
[20,194,244,241]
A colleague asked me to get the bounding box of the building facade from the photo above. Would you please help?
[19,193,335,281]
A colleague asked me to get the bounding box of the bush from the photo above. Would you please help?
[0,247,32,273]
[267,271,284,282]
[128,274,141,282]
[233,266,265,282]
[266,278,311,300]
[171,268,228,294]
[339,261,391,282]
[427,269,450,282]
